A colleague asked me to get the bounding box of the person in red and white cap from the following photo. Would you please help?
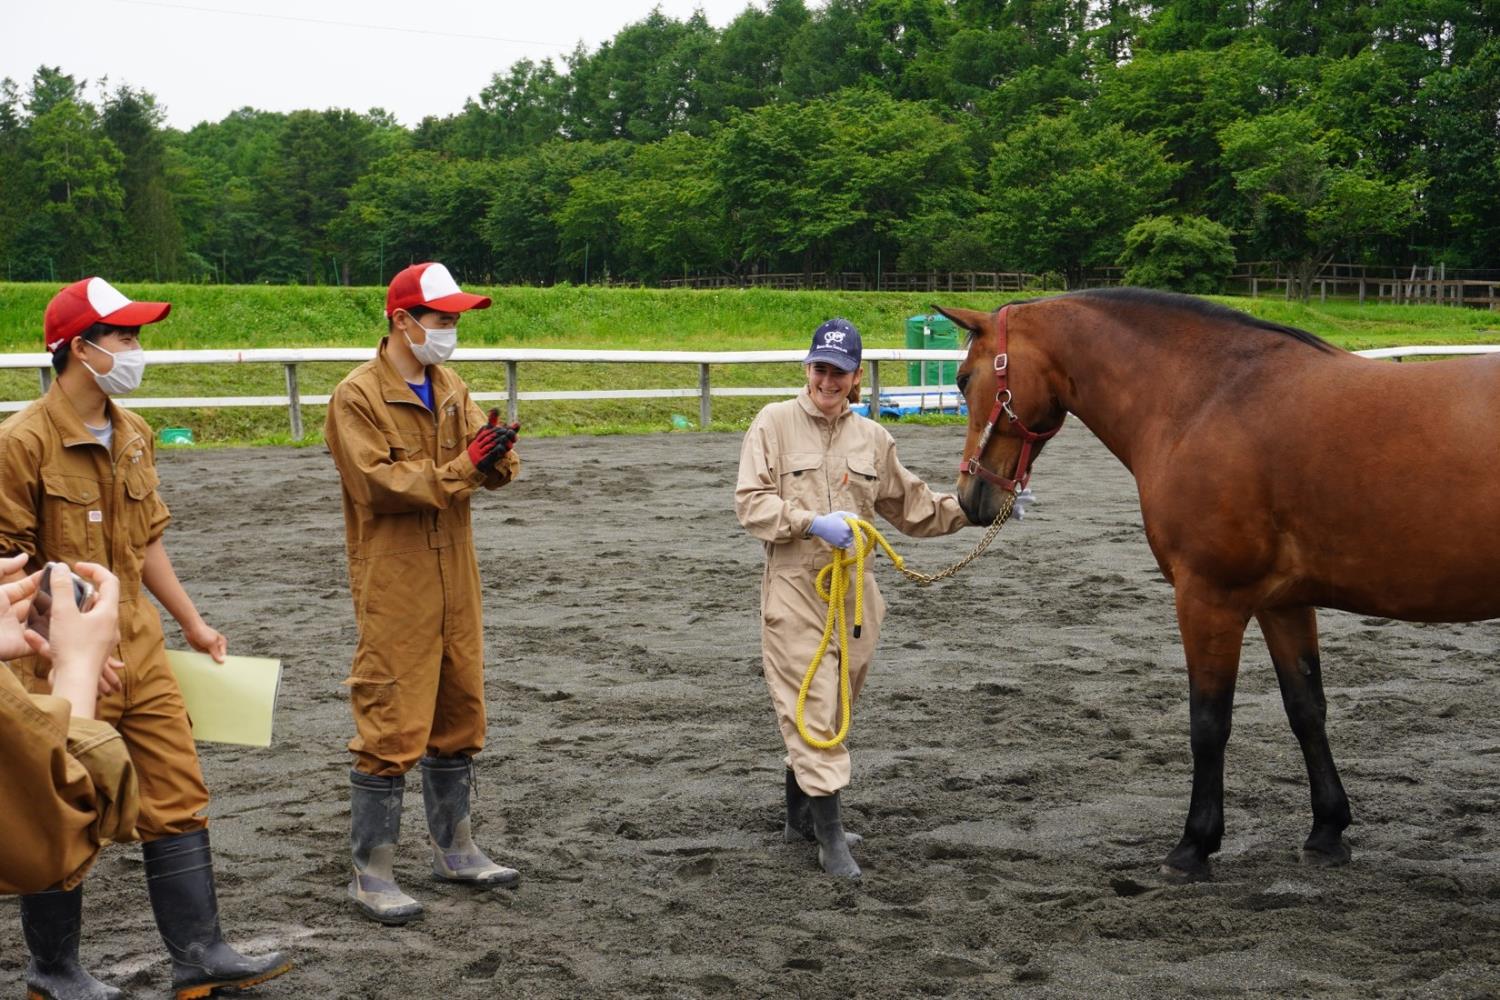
[324,262,523,924]
[0,277,291,999]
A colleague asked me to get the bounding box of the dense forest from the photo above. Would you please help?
[1,0,1496,291]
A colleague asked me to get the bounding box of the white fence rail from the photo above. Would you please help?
[2,345,1497,440]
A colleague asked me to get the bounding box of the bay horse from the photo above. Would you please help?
[940,288,1500,879]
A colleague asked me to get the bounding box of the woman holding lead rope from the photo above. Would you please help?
[735,318,1016,878]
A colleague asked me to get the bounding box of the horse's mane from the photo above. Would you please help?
[1016,287,1339,354]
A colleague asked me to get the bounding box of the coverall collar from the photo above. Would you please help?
[42,380,130,456]
[796,386,851,425]
[373,336,458,409]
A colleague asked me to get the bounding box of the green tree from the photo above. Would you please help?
[1410,37,1500,266]
[22,97,125,279]
[780,0,881,99]
[1095,38,1306,219]
[253,109,407,283]
[422,59,566,159]
[101,84,184,280]
[696,0,811,120]
[1118,214,1236,292]
[1221,109,1419,299]
[481,140,633,284]
[984,110,1179,285]
[614,133,733,280]
[169,108,289,282]
[715,88,974,278]
[565,10,716,141]
[0,77,26,277]
[334,150,503,286]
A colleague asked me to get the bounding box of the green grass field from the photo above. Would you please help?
[2,282,1496,445]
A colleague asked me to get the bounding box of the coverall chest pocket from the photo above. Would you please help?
[389,427,426,461]
[779,453,826,511]
[122,458,159,550]
[842,455,880,513]
[41,472,104,563]
[439,402,462,457]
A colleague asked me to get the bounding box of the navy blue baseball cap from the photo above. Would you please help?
[804,317,862,372]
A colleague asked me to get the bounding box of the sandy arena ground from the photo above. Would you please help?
[2,423,1498,998]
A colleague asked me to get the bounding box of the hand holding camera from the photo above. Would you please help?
[0,555,123,716]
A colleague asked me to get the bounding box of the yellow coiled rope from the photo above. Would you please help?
[792,494,1016,750]
[794,517,907,750]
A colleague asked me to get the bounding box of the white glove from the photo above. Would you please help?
[809,511,855,548]
[1011,487,1036,521]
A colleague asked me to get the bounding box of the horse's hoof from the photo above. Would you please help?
[1301,840,1352,868]
[1158,861,1210,882]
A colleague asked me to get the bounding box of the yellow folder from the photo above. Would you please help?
[166,650,282,748]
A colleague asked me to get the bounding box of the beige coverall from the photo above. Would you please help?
[0,665,139,895]
[0,387,210,839]
[735,389,970,796]
[324,339,518,777]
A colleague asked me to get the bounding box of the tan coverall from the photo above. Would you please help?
[0,386,210,839]
[735,389,970,796]
[324,339,518,777]
[0,664,139,895]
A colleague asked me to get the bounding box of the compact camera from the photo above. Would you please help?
[24,562,97,641]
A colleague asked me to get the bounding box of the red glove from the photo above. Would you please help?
[470,411,522,473]
[486,408,522,451]
[467,426,500,467]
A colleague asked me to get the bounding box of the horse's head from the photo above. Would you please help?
[940,304,1066,525]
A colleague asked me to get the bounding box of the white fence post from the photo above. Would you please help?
[698,363,711,429]
[505,361,518,424]
[283,363,303,441]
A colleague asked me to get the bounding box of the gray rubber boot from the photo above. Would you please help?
[142,829,292,1000]
[808,792,862,879]
[349,770,424,924]
[420,756,520,887]
[784,769,863,847]
[18,887,123,1000]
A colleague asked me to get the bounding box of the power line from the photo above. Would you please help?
[108,0,574,49]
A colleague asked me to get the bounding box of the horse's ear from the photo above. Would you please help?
[932,306,992,335]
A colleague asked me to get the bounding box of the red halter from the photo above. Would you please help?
[958,306,1061,494]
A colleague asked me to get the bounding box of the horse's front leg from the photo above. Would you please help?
[1162,585,1249,880]
[1256,605,1352,866]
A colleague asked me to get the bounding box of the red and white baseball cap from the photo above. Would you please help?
[385,262,491,318]
[44,277,171,352]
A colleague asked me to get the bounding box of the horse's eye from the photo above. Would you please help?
[956,373,971,394]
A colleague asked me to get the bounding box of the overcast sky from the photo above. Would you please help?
[7,0,759,130]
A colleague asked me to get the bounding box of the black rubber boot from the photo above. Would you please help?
[784,769,863,847]
[142,829,292,1000]
[420,756,520,887]
[18,887,123,1000]
[808,792,862,879]
[349,770,424,924]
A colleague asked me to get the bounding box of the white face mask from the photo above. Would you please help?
[405,320,457,366]
[80,342,146,395]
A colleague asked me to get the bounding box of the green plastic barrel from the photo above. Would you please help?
[158,427,194,446]
[905,315,960,386]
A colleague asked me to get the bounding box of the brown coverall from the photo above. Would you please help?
[0,386,209,839]
[324,339,518,777]
[735,389,969,796]
[0,665,139,895]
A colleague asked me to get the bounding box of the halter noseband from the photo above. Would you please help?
[958,306,1061,494]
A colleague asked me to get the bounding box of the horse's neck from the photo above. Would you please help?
[1045,320,1253,474]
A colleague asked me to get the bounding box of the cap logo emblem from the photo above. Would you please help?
[822,331,846,346]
